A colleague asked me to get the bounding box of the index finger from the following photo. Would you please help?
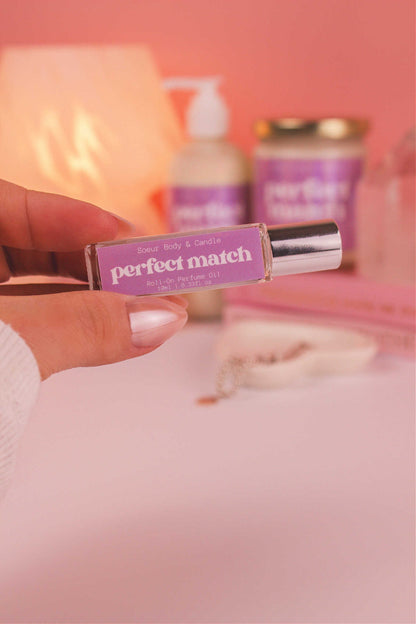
[0,179,133,251]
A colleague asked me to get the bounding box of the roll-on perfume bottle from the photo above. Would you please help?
[85,220,341,297]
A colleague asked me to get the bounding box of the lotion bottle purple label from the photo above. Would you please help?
[169,184,249,231]
[85,221,342,297]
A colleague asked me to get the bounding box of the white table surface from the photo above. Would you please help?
[0,323,414,623]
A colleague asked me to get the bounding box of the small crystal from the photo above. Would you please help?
[357,128,415,285]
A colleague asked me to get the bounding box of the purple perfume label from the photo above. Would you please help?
[254,157,363,251]
[96,227,266,296]
[169,185,249,231]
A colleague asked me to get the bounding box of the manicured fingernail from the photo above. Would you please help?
[127,298,187,348]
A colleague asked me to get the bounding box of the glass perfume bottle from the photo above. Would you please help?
[85,220,341,297]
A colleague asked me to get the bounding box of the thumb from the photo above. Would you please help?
[0,291,187,379]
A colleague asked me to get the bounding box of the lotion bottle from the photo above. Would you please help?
[164,76,249,319]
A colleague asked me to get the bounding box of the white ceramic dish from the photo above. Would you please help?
[216,320,378,389]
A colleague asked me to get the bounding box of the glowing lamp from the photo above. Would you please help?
[0,45,183,233]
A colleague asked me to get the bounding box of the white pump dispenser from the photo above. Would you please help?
[164,76,249,319]
[164,76,229,139]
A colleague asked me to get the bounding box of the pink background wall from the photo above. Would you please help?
[0,0,414,163]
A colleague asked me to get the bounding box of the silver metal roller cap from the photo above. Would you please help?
[268,220,342,276]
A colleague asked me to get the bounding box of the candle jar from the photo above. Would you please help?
[253,118,369,266]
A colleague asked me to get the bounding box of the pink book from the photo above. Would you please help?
[225,271,416,331]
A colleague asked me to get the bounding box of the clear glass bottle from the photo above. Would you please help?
[85,221,341,297]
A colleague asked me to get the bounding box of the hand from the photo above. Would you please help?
[0,180,187,379]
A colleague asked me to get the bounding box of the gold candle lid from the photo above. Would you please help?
[255,118,369,140]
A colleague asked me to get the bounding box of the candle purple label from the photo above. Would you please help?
[96,227,266,296]
[254,157,363,251]
[169,184,249,231]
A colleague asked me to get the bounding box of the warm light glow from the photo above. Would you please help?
[0,45,184,233]
[32,106,116,196]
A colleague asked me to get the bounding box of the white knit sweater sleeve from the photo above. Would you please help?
[0,321,40,501]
